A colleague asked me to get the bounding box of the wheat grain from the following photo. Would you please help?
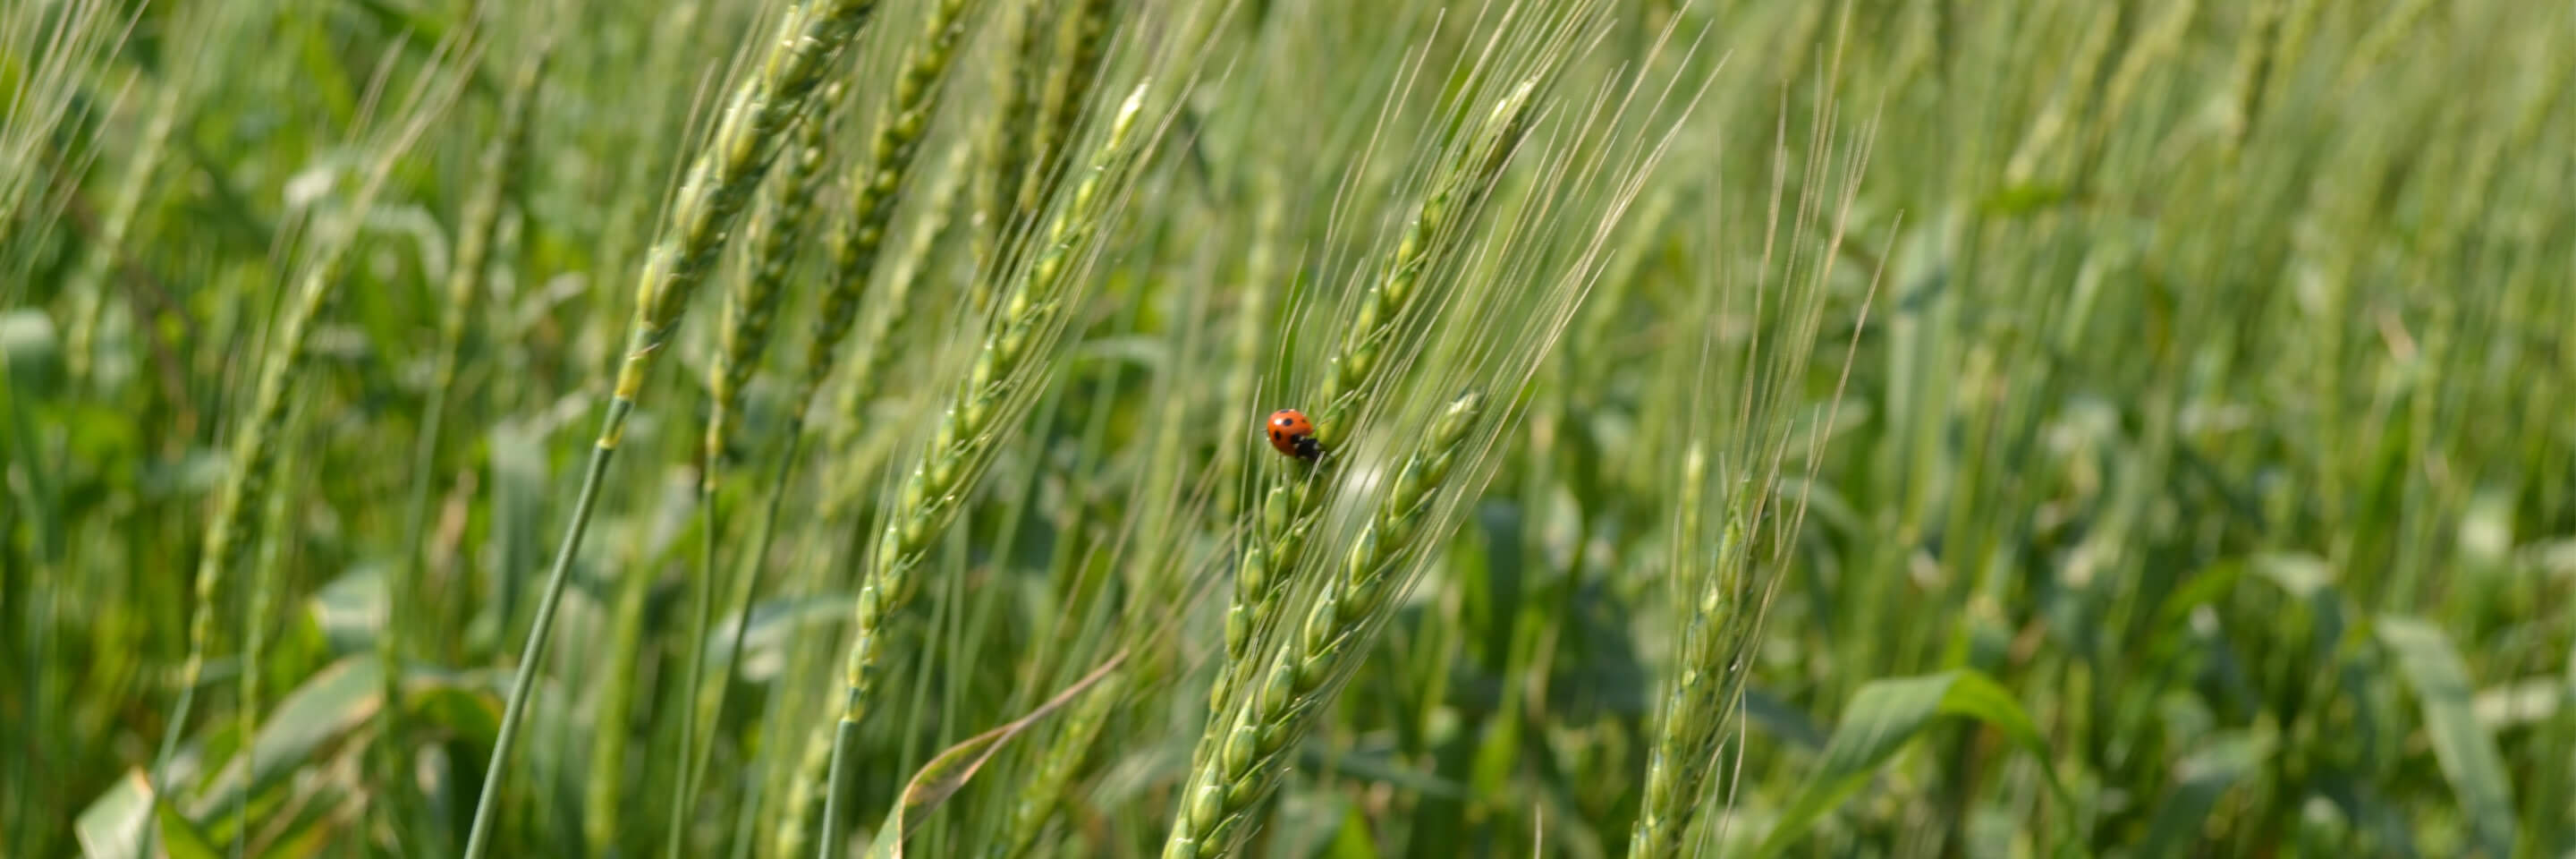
[1207,78,1536,712]
[796,0,982,421]
[468,0,886,853]
[814,81,1153,859]
[1165,391,1487,859]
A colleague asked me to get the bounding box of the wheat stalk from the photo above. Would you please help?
[673,79,839,857]
[463,0,884,854]
[670,3,987,838]
[386,38,549,843]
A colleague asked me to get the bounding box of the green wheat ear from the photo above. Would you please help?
[1629,446,1763,859]
[464,1,884,856]
[708,85,835,482]
[148,50,461,841]
[1206,74,1538,716]
[1166,391,1487,859]
[672,80,836,856]
[996,668,1126,858]
[680,0,987,843]
[1310,77,1535,447]
[611,0,885,412]
[970,0,1045,314]
[797,0,982,421]
[816,81,1154,859]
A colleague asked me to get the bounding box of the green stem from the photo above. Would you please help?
[462,397,631,859]
[687,421,807,821]
[377,343,455,839]
[818,718,860,859]
[147,659,199,856]
[671,475,724,857]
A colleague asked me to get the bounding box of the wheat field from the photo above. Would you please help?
[3,0,2572,856]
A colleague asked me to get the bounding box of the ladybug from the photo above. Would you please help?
[1264,409,1324,462]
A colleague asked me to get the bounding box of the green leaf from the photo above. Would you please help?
[188,656,386,820]
[2133,729,2272,858]
[1751,670,2057,858]
[308,564,388,651]
[70,768,224,859]
[2378,617,2518,857]
[83,653,492,845]
[1743,687,1827,751]
[1323,799,1385,859]
[74,770,152,859]
[155,803,223,859]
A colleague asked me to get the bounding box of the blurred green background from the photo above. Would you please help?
[4,0,2571,856]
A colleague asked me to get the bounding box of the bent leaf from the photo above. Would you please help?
[2379,617,2517,857]
[2134,729,2272,858]
[74,769,153,859]
[71,769,221,859]
[1751,670,2055,858]
[865,651,1130,859]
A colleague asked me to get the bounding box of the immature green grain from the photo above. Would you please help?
[234,405,301,852]
[2218,0,2283,159]
[436,47,547,412]
[2093,0,2198,143]
[708,88,836,481]
[1309,80,1534,447]
[1627,449,1760,859]
[1029,0,1114,206]
[674,81,840,859]
[467,0,883,855]
[796,0,980,421]
[64,75,181,383]
[816,82,1152,859]
[0,0,125,238]
[772,714,837,859]
[968,0,1046,314]
[2000,3,2117,185]
[1208,80,1535,710]
[609,0,882,412]
[725,149,969,859]
[1212,180,1283,519]
[1165,391,1488,859]
[818,142,972,524]
[972,0,1044,301]
[133,32,471,846]
[150,259,352,854]
[2341,0,2438,90]
[682,9,981,831]
[995,669,1125,858]
[2267,0,2326,112]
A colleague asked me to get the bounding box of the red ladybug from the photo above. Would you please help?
[1264,409,1323,462]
